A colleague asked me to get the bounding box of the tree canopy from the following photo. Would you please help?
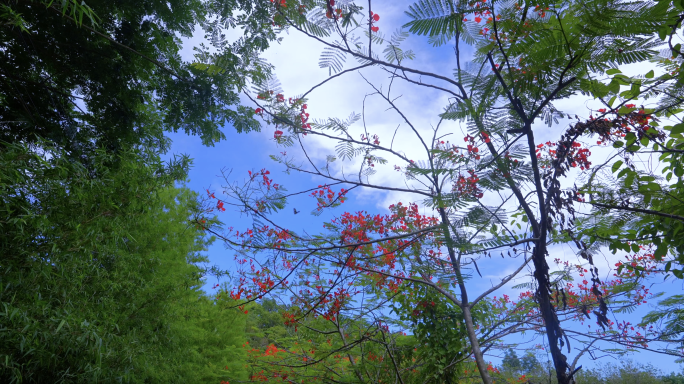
[0,0,277,382]
[0,0,274,160]
[4,0,684,383]
[195,0,684,383]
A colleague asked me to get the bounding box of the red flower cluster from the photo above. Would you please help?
[254,91,311,139]
[282,311,297,326]
[411,300,437,317]
[320,288,350,321]
[263,344,282,356]
[533,4,550,17]
[463,134,482,160]
[370,11,380,32]
[480,131,491,143]
[299,103,311,131]
[325,0,344,19]
[592,106,658,147]
[360,133,380,145]
[248,168,280,190]
[536,141,592,170]
[466,0,495,37]
[256,90,275,99]
[268,0,287,7]
[453,170,483,198]
[311,185,348,212]
[206,189,226,212]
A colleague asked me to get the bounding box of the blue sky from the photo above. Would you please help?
[166,0,684,372]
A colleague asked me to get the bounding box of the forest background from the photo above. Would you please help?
[2,0,684,383]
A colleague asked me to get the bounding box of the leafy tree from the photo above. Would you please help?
[640,294,684,356]
[521,351,544,375]
[197,0,684,383]
[0,142,247,383]
[575,361,664,384]
[0,0,273,161]
[236,297,410,383]
[566,0,684,359]
[1,0,281,382]
[502,349,522,375]
[663,372,684,384]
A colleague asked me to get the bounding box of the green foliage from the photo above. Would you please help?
[0,0,272,162]
[502,349,522,374]
[241,299,403,384]
[0,142,247,383]
[497,351,553,384]
[206,0,684,382]
[640,295,684,354]
[392,284,469,382]
[575,360,665,384]
[663,372,684,384]
[404,0,462,45]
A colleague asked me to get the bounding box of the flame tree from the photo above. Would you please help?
[196,0,684,383]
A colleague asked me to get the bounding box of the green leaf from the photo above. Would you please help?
[608,80,621,94]
[612,160,623,173]
[645,70,655,79]
[613,140,624,148]
[624,173,635,187]
[55,319,66,334]
[618,106,636,115]
[671,124,684,135]
[606,68,622,75]
[675,165,684,177]
[608,96,617,107]
[658,25,669,40]
[654,244,668,260]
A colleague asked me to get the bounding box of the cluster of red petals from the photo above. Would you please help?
[206,189,226,212]
[248,169,280,191]
[410,300,437,317]
[360,133,380,145]
[263,344,283,356]
[480,131,491,143]
[463,134,483,160]
[256,90,275,99]
[453,170,483,198]
[311,185,348,212]
[593,106,656,146]
[536,141,592,170]
[533,4,550,17]
[370,11,380,32]
[255,92,311,139]
[325,0,343,19]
